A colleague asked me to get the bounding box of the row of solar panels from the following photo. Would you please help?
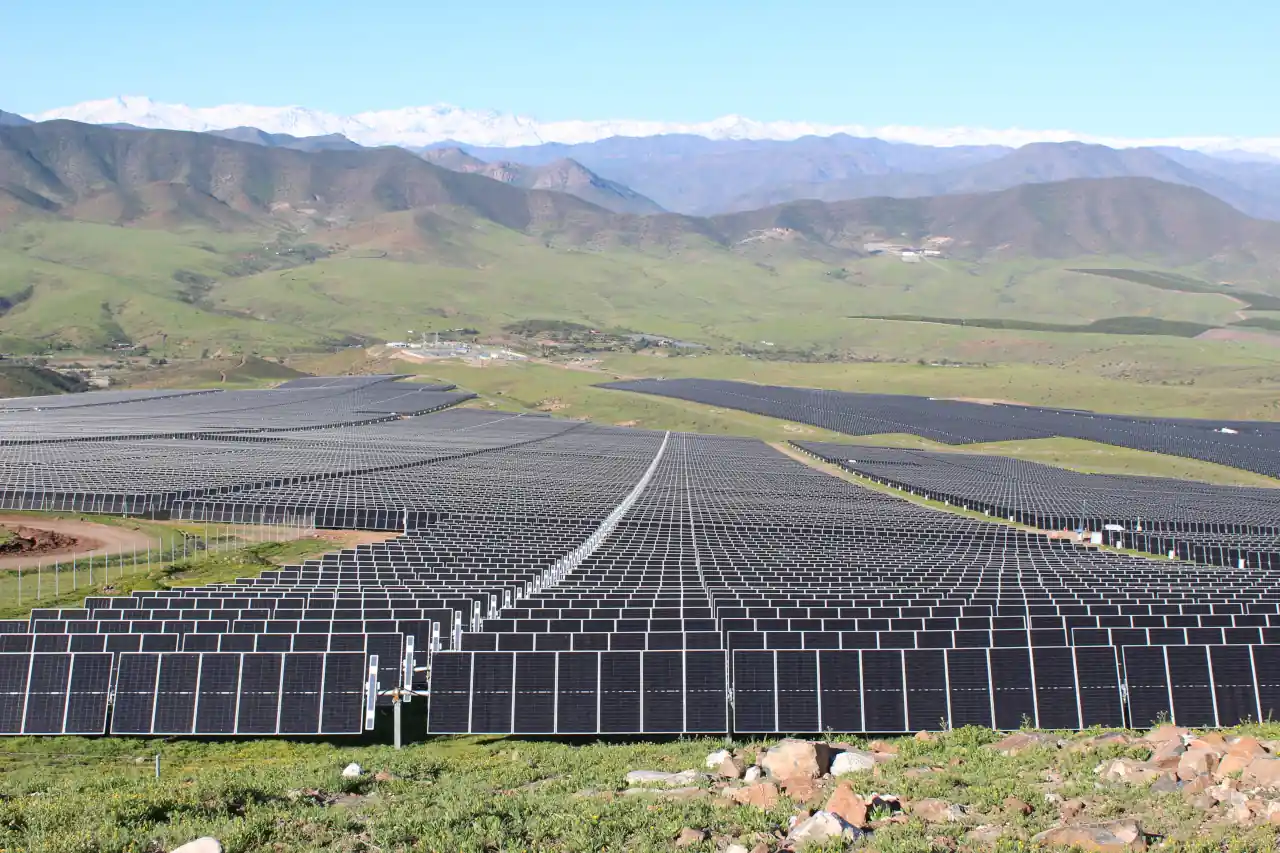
[424,645,1278,734]
[115,591,1280,614]
[0,651,378,736]
[458,625,1280,652]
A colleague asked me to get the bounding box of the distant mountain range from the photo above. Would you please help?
[442,136,1280,219]
[11,100,1280,221]
[4,120,1279,270]
[419,147,663,214]
[25,96,1280,156]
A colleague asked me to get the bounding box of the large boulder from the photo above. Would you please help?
[1143,725,1191,746]
[626,769,705,788]
[1033,819,1147,852]
[825,782,868,828]
[1177,748,1218,780]
[761,739,830,781]
[1242,758,1280,788]
[786,811,863,848]
[719,755,746,779]
[830,750,876,776]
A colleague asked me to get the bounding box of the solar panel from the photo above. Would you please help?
[109,652,366,736]
[730,647,1123,733]
[427,650,727,734]
[0,653,113,736]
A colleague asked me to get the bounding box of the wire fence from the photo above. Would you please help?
[2,514,317,608]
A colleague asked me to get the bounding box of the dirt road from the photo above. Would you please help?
[0,515,158,569]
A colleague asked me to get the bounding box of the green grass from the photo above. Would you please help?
[3,220,1277,365]
[2,726,1279,852]
[809,434,1280,488]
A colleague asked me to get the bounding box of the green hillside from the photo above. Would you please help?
[0,219,1270,359]
[2,121,1280,392]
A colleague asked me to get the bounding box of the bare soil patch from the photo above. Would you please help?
[1196,328,1280,347]
[0,515,157,569]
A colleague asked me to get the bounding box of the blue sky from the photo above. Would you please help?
[2,0,1276,136]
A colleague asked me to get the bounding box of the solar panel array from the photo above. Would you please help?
[600,378,1280,479]
[3,376,1280,736]
[795,441,1280,568]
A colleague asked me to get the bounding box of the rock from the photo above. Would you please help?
[930,834,958,851]
[761,740,829,781]
[1216,752,1253,779]
[914,730,936,742]
[1061,798,1087,819]
[1264,801,1280,825]
[1242,758,1280,788]
[1149,772,1180,794]
[866,740,898,755]
[1032,819,1147,852]
[825,783,869,828]
[786,811,863,848]
[373,770,396,782]
[1044,793,1064,806]
[743,766,762,783]
[1227,736,1268,758]
[1226,798,1258,824]
[1207,782,1244,804]
[675,828,707,848]
[910,798,967,824]
[623,786,707,800]
[748,844,770,853]
[778,777,819,804]
[1149,738,1187,769]
[1095,758,1159,785]
[170,841,222,853]
[988,732,1058,756]
[1181,774,1214,795]
[1188,733,1228,755]
[706,750,732,769]
[1073,732,1134,751]
[719,756,746,779]
[725,846,750,853]
[625,770,705,788]
[341,763,363,779]
[727,782,780,810]
[1143,724,1191,745]
[966,825,1003,845]
[830,750,876,776]
[1187,793,1216,810]
[1177,749,1218,780]
[1004,796,1033,815]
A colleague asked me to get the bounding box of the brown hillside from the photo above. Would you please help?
[0,120,613,234]
[710,178,1280,265]
[4,123,1280,267]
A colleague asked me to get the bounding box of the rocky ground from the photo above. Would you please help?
[620,727,1280,852]
[7,726,1280,852]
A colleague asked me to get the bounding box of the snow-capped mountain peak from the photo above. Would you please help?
[23,97,1280,158]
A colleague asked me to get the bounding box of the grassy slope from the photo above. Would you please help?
[2,726,1278,853]
[1,220,1275,361]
